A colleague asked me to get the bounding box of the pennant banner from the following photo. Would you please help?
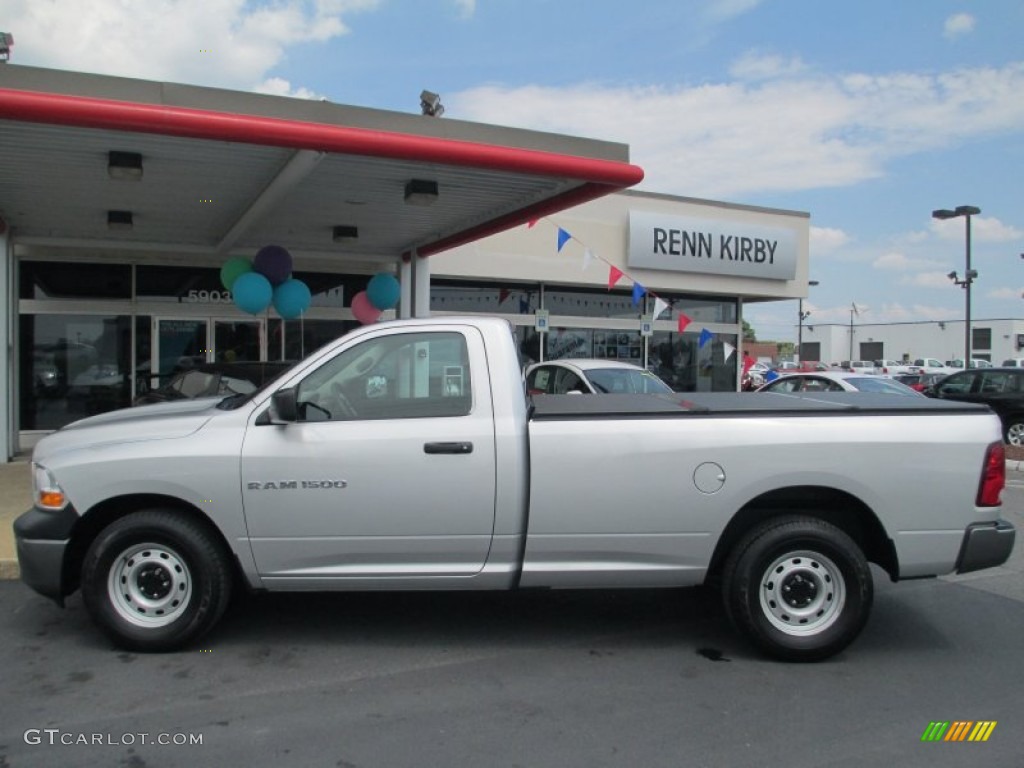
[527,219,539,229]
[608,266,624,290]
[699,329,714,348]
[557,228,572,252]
[652,297,668,320]
[632,282,646,306]
[723,341,736,361]
[582,248,595,271]
[499,288,511,305]
[677,313,692,333]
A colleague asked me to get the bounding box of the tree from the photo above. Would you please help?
[742,319,756,342]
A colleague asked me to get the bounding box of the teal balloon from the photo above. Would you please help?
[232,272,273,314]
[366,272,401,310]
[220,257,253,290]
[273,279,312,320]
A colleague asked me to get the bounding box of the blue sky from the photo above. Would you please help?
[5,0,1023,340]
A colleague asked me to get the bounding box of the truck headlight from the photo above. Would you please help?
[32,463,68,510]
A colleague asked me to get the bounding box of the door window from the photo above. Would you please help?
[296,332,472,421]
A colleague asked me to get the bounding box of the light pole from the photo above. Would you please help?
[797,280,819,362]
[933,205,980,364]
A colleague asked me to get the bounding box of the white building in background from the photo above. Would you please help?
[800,318,1024,366]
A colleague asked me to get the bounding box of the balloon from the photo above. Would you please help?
[220,257,252,291]
[232,272,273,314]
[253,244,293,286]
[366,272,401,311]
[273,278,312,320]
[351,291,381,324]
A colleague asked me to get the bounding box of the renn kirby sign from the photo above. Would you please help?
[628,211,797,280]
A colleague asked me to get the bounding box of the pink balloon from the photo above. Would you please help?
[351,291,381,324]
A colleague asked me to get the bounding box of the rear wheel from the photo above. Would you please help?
[722,516,873,662]
[1005,419,1024,447]
[81,510,232,652]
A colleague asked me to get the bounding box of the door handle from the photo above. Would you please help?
[423,441,474,454]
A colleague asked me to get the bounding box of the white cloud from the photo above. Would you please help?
[988,287,1023,300]
[931,215,1023,243]
[705,0,763,22]
[453,0,476,18]
[873,251,946,271]
[254,77,325,101]
[1,0,381,92]
[453,62,1024,199]
[944,13,976,39]
[901,272,957,288]
[729,51,806,81]
[810,226,850,253]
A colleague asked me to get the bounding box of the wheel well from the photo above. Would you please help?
[707,486,899,583]
[61,495,237,597]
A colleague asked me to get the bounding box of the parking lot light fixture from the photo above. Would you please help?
[797,280,819,362]
[933,205,980,363]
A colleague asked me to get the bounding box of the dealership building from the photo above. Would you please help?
[0,64,810,461]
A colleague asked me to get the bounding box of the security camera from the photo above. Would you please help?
[947,271,958,281]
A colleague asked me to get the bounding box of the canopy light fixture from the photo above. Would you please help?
[404,179,439,206]
[420,90,444,117]
[108,151,143,181]
[333,225,359,242]
[0,32,13,63]
[107,210,133,231]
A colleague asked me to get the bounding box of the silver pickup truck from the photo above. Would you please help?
[14,316,1014,661]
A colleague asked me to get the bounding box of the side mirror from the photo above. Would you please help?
[269,387,298,423]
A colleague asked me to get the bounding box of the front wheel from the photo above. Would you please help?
[1005,419,1024,447]
[722,516,873,662]
[81,510,233,652]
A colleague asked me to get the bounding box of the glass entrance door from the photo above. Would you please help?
[151,317,264,391]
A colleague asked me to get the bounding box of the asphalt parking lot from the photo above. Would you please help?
[1,474,1021,768]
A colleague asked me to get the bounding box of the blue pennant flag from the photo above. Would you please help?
[519,297,530,313]
[698,329,714,348]
[632,282,646,306]
[557,228,572,252]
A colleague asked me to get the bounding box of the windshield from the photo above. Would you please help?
[586,368,673,394]
[215,362,298,410]
[846,377,921,396]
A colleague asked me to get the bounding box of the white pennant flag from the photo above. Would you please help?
[723,341,736,362]
[652,297,668,320]
[582,248,595,270]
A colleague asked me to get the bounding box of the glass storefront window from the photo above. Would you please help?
[20,261,132,300]
[544,288,640,319]
[20,314,135,429]
[431,282,539,314]
[653,295,738,324]
[649,331,738,392]
[137,265,351,308]
[271,319,356,361]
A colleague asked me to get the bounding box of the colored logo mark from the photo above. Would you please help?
[921,721,997,742]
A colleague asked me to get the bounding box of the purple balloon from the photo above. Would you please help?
[253,245,293,286]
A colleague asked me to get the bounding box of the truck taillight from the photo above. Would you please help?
[977,442,1005,507]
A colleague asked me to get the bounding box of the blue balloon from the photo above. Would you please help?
[366,272,401,311]
[232,272,273,314]
[273,278,312,320]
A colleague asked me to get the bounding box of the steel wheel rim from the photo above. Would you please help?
[759,549,846,636]
[1007,423,1024,446]
[107,542,193,628]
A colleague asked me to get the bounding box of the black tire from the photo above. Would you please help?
[721,515,873,662]
[81,510,233,652]
[1005,419,1024,447]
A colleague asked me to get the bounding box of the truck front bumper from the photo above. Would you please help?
[955,519,1016,574]
[13,506,78,605]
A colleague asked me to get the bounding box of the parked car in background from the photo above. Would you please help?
[874,360,921,376]
[839,361,878,374]
[894,371,947,393]
[133,361,295,406]
[947,359,993,369]
[1002,358,1024,368]
[757,371,923,396]
[783,361,832,373]
[923,367,1024,445]
[914,358,959,375]
[526,359,673,395]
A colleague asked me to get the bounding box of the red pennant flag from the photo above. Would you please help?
[677,313,692,333]
[526,219,539,228]
[498,288,511,304]
[742,353,755,375]
[608,266,624,290]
